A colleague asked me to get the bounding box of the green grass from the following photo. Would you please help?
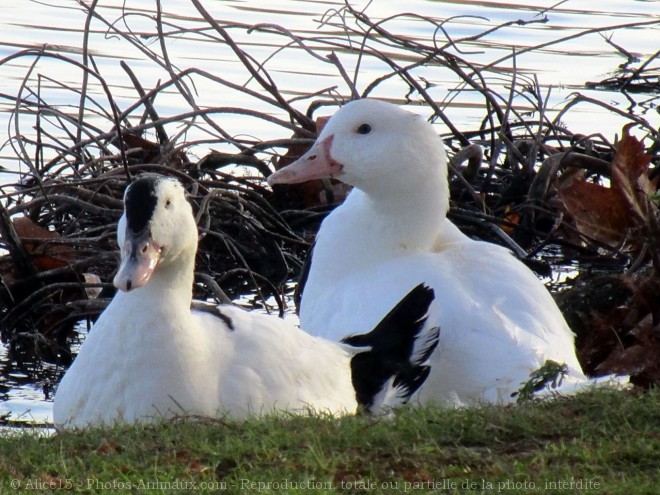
[0,388,658,494]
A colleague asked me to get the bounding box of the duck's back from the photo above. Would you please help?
[203,305,356,416]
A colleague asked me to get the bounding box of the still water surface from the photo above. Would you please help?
[0,0,658,426]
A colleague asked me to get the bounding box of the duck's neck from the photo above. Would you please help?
[312,171,453,281]
[112,250,196,325]
[92,248,216,417]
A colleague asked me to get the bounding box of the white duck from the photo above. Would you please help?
[53,174,439,428]
[268,98,621,406]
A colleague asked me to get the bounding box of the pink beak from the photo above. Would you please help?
[113,230,161,292]
[267,135,343,185]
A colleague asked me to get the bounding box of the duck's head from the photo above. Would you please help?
[267,99,448,197]
[113,175,196,292]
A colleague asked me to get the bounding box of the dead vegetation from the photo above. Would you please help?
[0,1,658,384]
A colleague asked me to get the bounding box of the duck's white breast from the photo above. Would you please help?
[54,300,220,427]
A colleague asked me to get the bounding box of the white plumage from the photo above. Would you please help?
[268,98,625,406]
[53,174,438,427]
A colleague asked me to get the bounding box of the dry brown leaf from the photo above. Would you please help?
[610,124,656,222]
[12,216,72,270]
[558,180,631,246]
[558,126,658,247]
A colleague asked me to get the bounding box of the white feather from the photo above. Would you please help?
[269,99,627,406]
[53,177,359,427]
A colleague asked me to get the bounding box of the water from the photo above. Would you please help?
[0,351,57,427]
[0,0,658,427]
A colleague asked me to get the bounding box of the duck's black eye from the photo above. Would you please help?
[165,199,172,208]
[356,123,372,135]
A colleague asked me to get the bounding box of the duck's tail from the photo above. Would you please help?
[342,283,440,414]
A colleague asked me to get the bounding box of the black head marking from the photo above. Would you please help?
[124,176,160,233]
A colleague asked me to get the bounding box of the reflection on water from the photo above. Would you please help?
[0,0,658,426]
[0,345,59,426]
[0,0,657,164]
